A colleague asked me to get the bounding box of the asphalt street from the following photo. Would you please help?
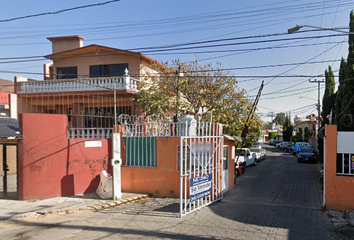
[0,144,337,239]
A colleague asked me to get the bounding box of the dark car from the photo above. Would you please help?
[297,147,317,163]
[286,143,295,153]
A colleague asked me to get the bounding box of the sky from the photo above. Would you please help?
[0,0,353,123]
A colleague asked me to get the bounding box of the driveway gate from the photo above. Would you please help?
[179,123,224,217]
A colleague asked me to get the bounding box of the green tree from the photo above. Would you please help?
[133,59,263,141]
[269,131,277,140]
[335,11,354,131]
[297,128,303,142]
[294,115,301,123]
[273,112,286,125]
[304,127,309,142]
[283,112,293,141]
[335,58,347,129]
[322,66,336,125]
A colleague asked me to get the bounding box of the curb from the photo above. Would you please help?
[7,194,149,221]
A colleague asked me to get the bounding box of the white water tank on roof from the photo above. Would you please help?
[180,115,197,136]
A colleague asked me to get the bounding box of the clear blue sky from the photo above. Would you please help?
[0,0,352,122]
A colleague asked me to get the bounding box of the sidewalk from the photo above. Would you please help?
[0,192,149,221]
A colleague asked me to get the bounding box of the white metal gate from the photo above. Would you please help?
[179,124,224,217]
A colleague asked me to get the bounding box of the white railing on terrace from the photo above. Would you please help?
[67,122,222,139]
[17,75,139,94]
[121,122,222,137]
[68,128,113,139]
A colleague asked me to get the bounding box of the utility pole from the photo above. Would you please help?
[309,79,324,136]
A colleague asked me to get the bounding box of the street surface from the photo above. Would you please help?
[0,144,336,239]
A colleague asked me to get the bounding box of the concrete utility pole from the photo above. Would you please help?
[309,79,324,136]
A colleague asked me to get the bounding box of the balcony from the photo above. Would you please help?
[16,75,139,94]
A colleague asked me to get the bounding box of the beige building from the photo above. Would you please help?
[294,114,318,152]
[15,35,164,134]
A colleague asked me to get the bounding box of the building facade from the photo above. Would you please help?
[15,35,163,137]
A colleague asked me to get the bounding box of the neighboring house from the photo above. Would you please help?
[0,117,23,178]
[273,125,283,141]
[259,129,269,143]
[294,113,318,152]
[15,35,164,137]
[0,79,16,118]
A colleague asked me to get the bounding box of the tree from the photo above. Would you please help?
[335,11,354,131]
[304,127,309,142]
[133,59,263,141]
[269,131,277,140]
[322,66,336,125]
[297,128,303,142]
[283,112,293,141]
[294,115,301,123]
[273,112,286,125]
[335,58,347,129]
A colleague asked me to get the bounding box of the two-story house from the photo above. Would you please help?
[15,35,164,138]
[294,113,318,152]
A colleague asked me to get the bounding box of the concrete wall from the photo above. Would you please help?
[121,137,235,197]
[18,113,111,200]
[18,113,234,200]
[324,124,354,210]
[121,137,180,197]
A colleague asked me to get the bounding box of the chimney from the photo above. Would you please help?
[47,35,84,54]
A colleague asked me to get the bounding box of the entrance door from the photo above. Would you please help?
[222,145,229,193]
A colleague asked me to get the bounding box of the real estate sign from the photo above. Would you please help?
[190,174,211,202]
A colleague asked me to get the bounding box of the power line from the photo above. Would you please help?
[0,1,120,23]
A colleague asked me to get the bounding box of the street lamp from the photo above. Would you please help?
[288,25,354,34]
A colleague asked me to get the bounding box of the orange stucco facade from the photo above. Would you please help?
[121,137,181,197]
[324,124,354,210]
[18,113,234,200]
[18,113,111,200]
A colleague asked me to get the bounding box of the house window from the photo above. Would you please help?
[89,64,128,77]
[57,67,77,79]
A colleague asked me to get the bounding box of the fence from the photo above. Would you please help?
[120,121,221,169]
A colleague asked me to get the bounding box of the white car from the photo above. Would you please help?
[235,148,257,168]
[250,148,265,162]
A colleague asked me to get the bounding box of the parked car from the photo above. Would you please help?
[250,148,265,162]
[293,142,310,156]
[269,139,276,145]
[279,141,290,151]
[285,143,295,153]
[235,148,257,171]
[297,147,317,163]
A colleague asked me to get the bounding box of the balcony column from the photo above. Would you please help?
[123,68,130,90]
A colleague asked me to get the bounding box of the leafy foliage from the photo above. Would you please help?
[269,131,277,140]
[133,59,264,142]
[335,11,354,131]
[321,66,336,125]
[273,112,286,125]
[283,112,293,141]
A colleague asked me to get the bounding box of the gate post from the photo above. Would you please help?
[112,133,122,200]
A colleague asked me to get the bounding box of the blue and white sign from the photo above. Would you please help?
[190,174,211,202]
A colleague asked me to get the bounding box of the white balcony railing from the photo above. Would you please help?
[17,75,139,94]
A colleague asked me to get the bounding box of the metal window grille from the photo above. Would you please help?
[336,153,354,176]
[123,136,157,167]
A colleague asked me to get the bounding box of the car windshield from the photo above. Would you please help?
[236,149,246,155]
[297,142,309,147]
[300,148,313,153]
[250,148,261,153]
